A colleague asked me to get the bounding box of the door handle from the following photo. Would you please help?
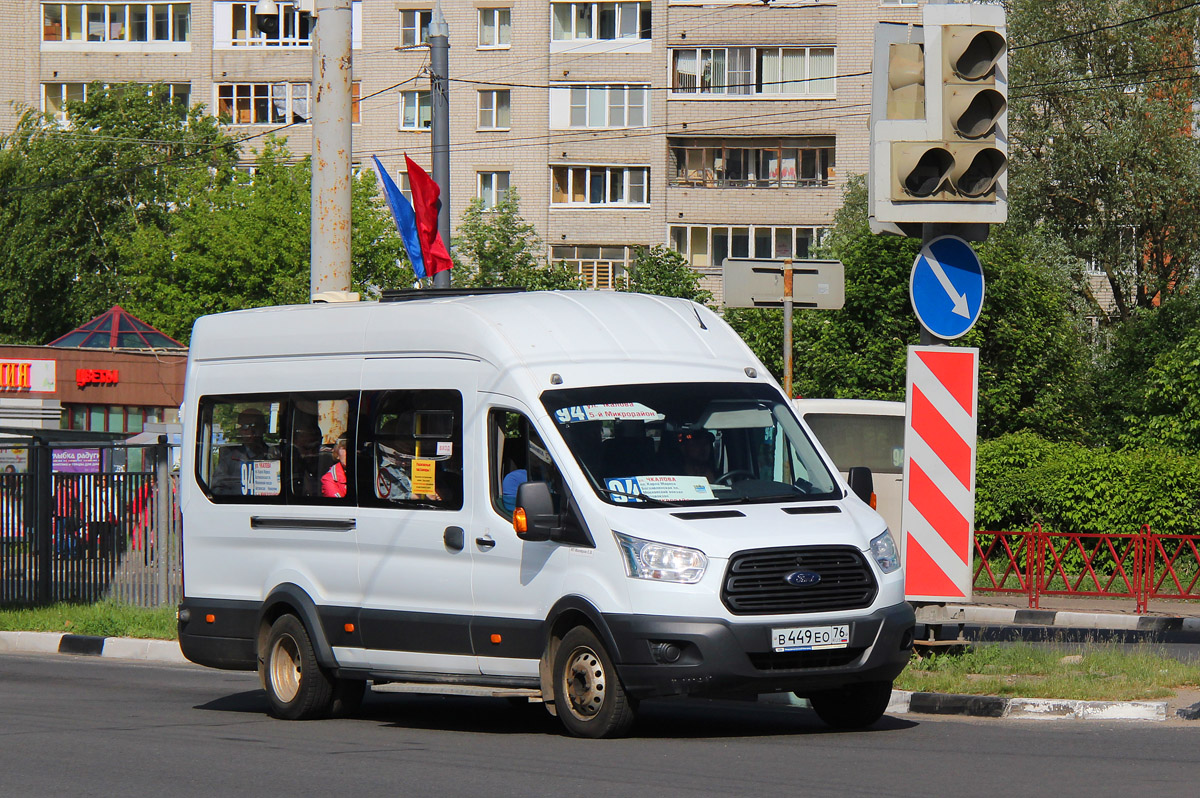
[444,526,465,551]
[475,534,496,550]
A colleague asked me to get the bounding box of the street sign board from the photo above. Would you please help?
[909,235,984,340]
[722,259,845,310]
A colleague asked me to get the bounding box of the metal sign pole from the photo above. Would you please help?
[783,259,794,398]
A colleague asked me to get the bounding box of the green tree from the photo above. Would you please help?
[0,82,237,343]
[622,245,713,303]
[119,139,412,342]
[1006,0,1200,320]
[456,191,583,290]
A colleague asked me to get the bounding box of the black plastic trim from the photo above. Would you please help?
[250,516,356,531]
[670,510,746,520]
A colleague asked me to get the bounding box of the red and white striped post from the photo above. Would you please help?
[902,346,979,601]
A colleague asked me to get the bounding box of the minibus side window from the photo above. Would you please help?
[360,390,463,511]
[488,408,592,546]
[283,393,357,504]
[197,396,285,501]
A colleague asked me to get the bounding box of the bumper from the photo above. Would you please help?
[605,602,915,699]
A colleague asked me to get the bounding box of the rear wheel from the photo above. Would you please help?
[552,626,637,738]
[261,615,335,720]
[807,681,893,730]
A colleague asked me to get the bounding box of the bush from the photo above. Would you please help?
[975,433,1200,537]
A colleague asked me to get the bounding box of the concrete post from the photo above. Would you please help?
[311,0,354,298]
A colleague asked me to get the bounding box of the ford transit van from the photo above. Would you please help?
[178,289,914,737]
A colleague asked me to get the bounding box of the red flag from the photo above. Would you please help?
[403,154,453,276]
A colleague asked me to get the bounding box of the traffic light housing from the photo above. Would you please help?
[869,4,1008,236]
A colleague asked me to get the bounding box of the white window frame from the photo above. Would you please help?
[551,2,649,41]
[401,9,432,47]
[42,81,190,122]
[477,7,511,49]
[551,165,650,207]
[668,224,828,269]
[551,245,632,290]
[477,89,511,130]
[477,171,511,210]
[670,45,836,97]
[216,82,311,126]
[553,84,648,129]
[41,3,191,49]
[212,1,361,49]
[399,90,432,130]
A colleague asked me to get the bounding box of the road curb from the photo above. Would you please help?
[0,631,187,664]
[941,604,1200,634]
[890,690,1171,721]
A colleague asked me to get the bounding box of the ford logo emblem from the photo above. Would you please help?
[785,570,821,587]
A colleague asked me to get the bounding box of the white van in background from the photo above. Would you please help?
[792,399,906,537]
[178,290,914,738]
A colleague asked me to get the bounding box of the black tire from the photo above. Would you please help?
[808,681,893,730]
[552,626,636,738]
[261,615,335,720]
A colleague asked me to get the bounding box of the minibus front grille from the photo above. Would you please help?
[721,546,877,615]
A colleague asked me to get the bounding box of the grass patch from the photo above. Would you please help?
[897,643,1200,701]
[0,602,177,640]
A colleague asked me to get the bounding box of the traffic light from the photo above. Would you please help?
[869,4,1008,236]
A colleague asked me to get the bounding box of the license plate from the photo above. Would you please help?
[771,624,850,652]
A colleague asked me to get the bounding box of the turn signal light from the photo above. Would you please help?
[490,634,502,644]
[870,493,878,510]
[205,614,215,624]
[344,623,355,633]
[513,508,528,534]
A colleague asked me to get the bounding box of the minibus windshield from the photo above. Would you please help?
[542,382,840,507]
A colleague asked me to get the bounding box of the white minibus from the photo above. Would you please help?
[178,289,914,737]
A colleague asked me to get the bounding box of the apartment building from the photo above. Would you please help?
[2,1,925,298]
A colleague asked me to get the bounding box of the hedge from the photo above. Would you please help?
[974,433,1200,536]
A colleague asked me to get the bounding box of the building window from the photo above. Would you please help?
[478,171,510,209]
[399,90,432,130]
[671,46,835,96]
[669,138,835,188]
[63,404,171,434]
[551,2,650,41]
[401,9,432,47]
[552,245,631,290]
[477,90,511,130]
[551,166,649,206]
[43,82,189,122]
[669,225,828,268]
[42,3,190,43]
[478,7,510,48]
[562,85,647,128]
[217,82,310,125]
[227,1,310,46]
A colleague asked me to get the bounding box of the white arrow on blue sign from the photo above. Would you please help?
[909,235,985,340]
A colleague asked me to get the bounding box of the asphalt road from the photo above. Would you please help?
[2,653,1198,798]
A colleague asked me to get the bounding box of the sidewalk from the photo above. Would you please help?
[919,594,1200,636]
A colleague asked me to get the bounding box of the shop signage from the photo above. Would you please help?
[0,360,56,392]
[76,368,119,388]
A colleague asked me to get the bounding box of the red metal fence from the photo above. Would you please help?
[973,524,1200,614]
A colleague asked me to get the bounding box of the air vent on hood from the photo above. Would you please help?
[670,510,746,520]
[781,505,842,515]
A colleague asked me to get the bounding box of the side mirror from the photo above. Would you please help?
[513,481,557,542]
[847,466,876,508]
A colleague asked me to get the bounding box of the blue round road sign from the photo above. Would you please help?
[909,235,985,340]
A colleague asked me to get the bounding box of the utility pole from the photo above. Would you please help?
[309,0,353,297]
[429,1,452,288]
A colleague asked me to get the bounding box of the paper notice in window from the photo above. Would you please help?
[248,460,281,496]
[411,459,436,495]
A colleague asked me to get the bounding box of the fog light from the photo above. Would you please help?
[900,628,914,650]
[651,642,682,664]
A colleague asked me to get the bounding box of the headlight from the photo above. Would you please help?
[870,529,901,574]
[614,532,707,584]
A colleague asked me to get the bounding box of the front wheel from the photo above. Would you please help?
[807,681,893,730]
[261,614,335,720]
[553,627,637,738]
